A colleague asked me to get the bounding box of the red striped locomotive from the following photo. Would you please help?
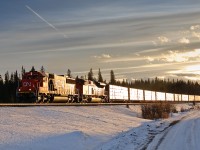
[16,71,107,103]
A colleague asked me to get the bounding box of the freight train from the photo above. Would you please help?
[16,70,200,103]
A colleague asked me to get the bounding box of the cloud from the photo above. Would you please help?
[137,48,164,54]
[190,25,200,30]
[158,36,170,43]
[192,32,200,39]
[178,37,190,44]
[146,56,154,62]
[140,49,200,64]
[152,41,157,46]
[161,49,200,63]
[102,54,111,58]
[102,56,146,63]
[184,76,200,81]
[167,67,200,81]
[93,53,111,59]
[190,25,200,39]
[102,48,200,64]
[184,64,200,73]
[179,30,190,35]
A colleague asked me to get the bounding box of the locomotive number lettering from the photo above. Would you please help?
[23,82,32,87]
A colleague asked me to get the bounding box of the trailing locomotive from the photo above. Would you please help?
[16,71,107,103]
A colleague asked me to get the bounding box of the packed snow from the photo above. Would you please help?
[0,104,199,150]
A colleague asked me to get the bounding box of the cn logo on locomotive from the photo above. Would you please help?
[23,82,32,87]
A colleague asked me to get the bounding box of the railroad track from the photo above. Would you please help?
[0,101,197,107]
[0,103,142,107]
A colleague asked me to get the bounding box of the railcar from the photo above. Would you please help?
[166,93,174,101]
[108,85,129,102]
[110,85,200,102]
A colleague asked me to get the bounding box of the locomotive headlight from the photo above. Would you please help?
[29,88,32,91]
[18,89,21,91]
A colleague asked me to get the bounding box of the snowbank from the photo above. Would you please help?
[0,105,145,150]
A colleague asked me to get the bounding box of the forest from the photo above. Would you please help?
[0,66,200,103]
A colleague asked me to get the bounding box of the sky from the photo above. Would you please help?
[1,0,200,81]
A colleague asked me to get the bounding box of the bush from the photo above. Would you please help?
[180,107,190,112]
[171,105,178,113]
[141,102,173,120]
[197,106,200,110]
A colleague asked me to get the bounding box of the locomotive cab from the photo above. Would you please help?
[16,71,48,102]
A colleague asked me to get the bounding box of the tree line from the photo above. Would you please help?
[0,66,200,103]
[0,71,19,103]
[112,77,200,95]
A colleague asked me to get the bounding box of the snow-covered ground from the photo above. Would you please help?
[0,104,198,150]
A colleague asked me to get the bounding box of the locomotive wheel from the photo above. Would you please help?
[73,97,78,103]
[41,94,46,103]
[49,95,54,103]
[87,97,92,103]
[36,95,44,103]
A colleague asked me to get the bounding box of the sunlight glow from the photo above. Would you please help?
[185,76,199,81]
[163,49,200,63]
[185,65,200,73]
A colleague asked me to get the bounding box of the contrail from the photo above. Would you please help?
[25,5,67,38]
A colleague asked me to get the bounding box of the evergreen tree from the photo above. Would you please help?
[4,71,9,85]
[67,69,72,77]
[122,79,126,86]
[31,66,35,72]
[98,68,103,82]
[80,76,84,79]
[10,73,14,83]
[21,66,26,78]
[76,75,79,80]
[14,71,19,84]
[0,75,3,102]
[0,75,3,85]
[88,68,94,81]
[40,66,45,72]
[9,73,15,103]
[110,70,116,84]
[3,71,10,102]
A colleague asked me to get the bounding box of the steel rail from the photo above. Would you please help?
[0,101,197,107]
